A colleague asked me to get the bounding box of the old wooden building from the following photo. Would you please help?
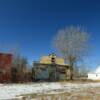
[32,54,70,81]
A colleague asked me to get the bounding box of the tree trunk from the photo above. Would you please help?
[70,66,73,80]
[69,56,75,80]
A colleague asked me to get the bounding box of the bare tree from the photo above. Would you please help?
[11,54,28,82]
[53,26,89,80]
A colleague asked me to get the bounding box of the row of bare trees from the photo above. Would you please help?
[10,26,90,81]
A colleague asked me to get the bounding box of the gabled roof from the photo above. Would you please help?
[88,65,100,74]
[95,65,100,73]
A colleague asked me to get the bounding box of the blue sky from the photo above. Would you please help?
[0,0,100,69]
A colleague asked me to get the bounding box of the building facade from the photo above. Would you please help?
[0,53,12,83]
[32,54,70,81]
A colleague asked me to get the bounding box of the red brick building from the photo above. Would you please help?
[0,53,12,83]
